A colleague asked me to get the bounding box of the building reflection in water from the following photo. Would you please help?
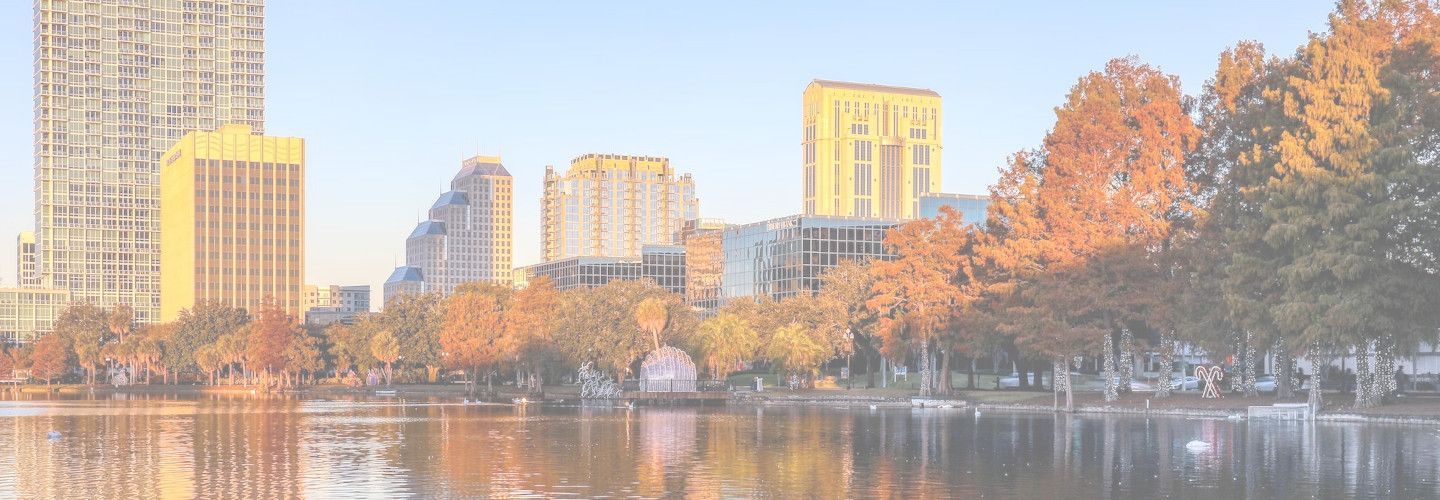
[1,394,1439,498]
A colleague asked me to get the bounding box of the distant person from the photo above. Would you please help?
[1396,365,1407,395]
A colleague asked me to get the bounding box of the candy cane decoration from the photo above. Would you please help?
[1197,365,1225,399]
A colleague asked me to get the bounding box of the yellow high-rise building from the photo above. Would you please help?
[160,124,304,321]
[802,80,942,219]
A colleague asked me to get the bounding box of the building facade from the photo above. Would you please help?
[16,232,39,288]
[302,284,370,326]
[918,193,989,226]
[722,215,897,302]
[0,288,70,344]
[159,124,303,321]
[302,284,370,312]
[802,80,941,220]
[678,219,728,315]
[382,266,425,306]
[542,154,698,261]
[400,155,513,298]
[522,245,686,295]
[32,0,266,324]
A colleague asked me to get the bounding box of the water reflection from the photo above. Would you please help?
[0,394,1437,498]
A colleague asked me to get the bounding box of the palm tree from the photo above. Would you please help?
[635,297,669,351]
[694,313,759,379]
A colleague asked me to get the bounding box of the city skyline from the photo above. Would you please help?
[0,1,1338,298]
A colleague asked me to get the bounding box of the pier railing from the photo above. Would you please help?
[620,379,730,393]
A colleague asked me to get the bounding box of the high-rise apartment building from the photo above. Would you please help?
[802,80,941,220]
[396,155,513,298]
[33,0,266,324]
[16,232,39,288]
[159,124,302,321]
[542,154,698,261]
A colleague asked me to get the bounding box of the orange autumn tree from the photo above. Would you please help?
[866,207,969,397]
[508,275,561,395]
[440,284,511,397]
[246,298,302,387]
[29,333,71,385]
[981,151,1087,410]
[988,57,1200,405]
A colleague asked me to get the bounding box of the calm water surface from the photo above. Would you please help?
[0,394,1437,499]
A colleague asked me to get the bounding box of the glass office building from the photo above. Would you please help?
[918,193,989,226]
[523,245,685,295]
[722,215,897,302]
[678,219,729,315]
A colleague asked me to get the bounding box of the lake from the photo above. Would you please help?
[0,394,1436,498]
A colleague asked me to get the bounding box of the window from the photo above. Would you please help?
[911,144,931,165]
[854,163,872,196]
[853,140,873,162]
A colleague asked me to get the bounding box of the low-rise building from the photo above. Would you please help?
[722,215,897,302]
[302,284,371,326]
[522,245,686,295]
[918,193,989,226]
[0,288,70,344]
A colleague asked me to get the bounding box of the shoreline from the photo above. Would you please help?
[8,383,1440,425]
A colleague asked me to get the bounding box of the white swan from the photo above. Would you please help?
[868,404,878,410]
[1185,440,1212,452]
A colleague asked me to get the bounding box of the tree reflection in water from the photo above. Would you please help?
[0,394,1438,498]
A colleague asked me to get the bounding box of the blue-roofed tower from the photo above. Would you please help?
[390,155,513,305]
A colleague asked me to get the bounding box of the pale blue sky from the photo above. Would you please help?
[0,1,1335,296]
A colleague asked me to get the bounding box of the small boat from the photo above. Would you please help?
[1185,440,1212,452]
[46,431,61,440]
[374,389,398,396]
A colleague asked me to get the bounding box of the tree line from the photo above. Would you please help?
[1,1,1434,411]
[853,0,1440,410]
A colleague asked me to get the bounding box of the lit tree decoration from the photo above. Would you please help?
[577,362,622,399]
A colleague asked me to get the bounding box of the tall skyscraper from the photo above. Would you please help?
[390,155,513,301]
[159,124,302,321]
[542,154,698,261]
[16,232,39,288]
[802,80,941,220]
[33,0,266,323]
